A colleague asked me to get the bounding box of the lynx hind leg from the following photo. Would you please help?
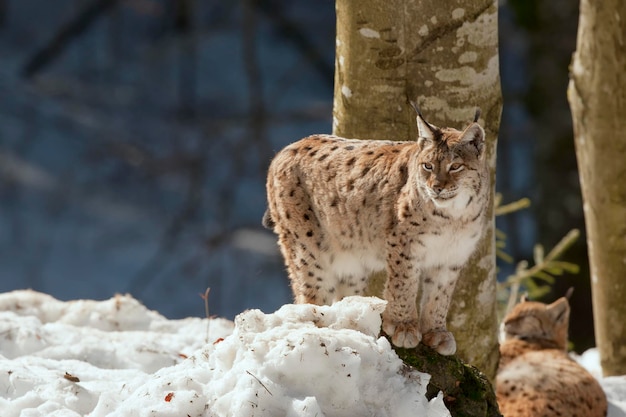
[333,254,374,299]
[419,267,459,355]
[275,218,336,305]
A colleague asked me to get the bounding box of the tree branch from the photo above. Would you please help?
[21,0,119,78]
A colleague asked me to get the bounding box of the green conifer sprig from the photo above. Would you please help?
[494,194,580,317]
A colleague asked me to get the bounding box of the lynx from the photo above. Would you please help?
[497,293,607,417]
[263,105,489,355]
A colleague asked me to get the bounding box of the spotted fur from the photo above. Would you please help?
[497,296,607,416]
[263,109,489,354]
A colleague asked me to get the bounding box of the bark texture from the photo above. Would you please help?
[334,0,502,379]
[568,0,626,376]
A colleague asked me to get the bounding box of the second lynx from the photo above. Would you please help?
[264,106,489,355]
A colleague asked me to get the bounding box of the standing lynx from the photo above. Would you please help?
[263,106,489,354]
[497,294,607,416]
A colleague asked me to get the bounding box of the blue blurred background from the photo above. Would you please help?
[0,0,592,349]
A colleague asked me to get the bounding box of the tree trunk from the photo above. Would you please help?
[568,0,626,377]
[334,0,502,379]
[0,0,6,28]
[175,0,196,117]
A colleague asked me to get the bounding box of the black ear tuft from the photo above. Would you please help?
[473,107,481,123]
[409,100,422,116]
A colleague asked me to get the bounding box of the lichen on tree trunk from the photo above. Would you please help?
[394,342,501,417]
[568,0,626,377]
[334,0,502,379]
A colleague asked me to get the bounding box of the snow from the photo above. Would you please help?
[0,291,450,417]
[1,290,625,417]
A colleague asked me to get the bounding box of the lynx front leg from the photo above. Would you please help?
[382,239,421,348]
[419,266,460,355]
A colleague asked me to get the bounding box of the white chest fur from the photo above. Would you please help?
[417,223,481,268]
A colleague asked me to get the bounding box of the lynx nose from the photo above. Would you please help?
[432,176,446,195]
[432,182,446,195]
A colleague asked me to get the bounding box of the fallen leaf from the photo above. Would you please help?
[63,372,80,383]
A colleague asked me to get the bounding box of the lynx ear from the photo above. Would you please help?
[409,101,437,144]
[547,297,570,324]
[459,122,485,157]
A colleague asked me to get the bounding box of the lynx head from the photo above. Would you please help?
[501,293,571,350]
[410,103,486,211]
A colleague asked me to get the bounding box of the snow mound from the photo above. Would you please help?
[602,377,626,417]
[0,291,450,417]
[199,296,449,417]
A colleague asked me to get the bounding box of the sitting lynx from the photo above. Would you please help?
[497,294,607,417]
[263,105,489,354]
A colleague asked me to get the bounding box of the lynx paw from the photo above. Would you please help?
[422,329,456,355]
[383,319,421,348]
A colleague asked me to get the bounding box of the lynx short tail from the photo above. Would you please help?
[261,209,275,230]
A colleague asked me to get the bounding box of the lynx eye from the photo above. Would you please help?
[422,163,434,171]
[449,163,464,172]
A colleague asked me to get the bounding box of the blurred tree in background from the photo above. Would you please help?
[569,0,626,376]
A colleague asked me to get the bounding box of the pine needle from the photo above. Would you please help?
[246,370,273,396]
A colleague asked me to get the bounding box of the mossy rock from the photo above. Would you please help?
[392,340,502,417]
